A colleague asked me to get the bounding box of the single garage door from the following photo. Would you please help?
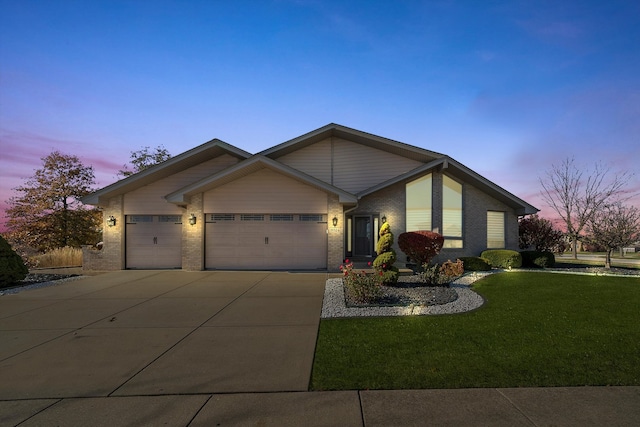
[205,213,327,270]
[126,215,182,269]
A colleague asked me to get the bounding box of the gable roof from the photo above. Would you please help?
[83,123,538,215]
[259,123,445,164]
[358,156,538,215]
[261,123,537,215]
[165,155,358,205]
[82,139,251,206]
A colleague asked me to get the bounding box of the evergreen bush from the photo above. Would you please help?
[480,249,522,269]
[0,235,29,287]
[373,222,399,285]
[459,256,492,271]
[520,251,556,268]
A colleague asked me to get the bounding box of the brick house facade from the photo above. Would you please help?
[82,124,537,272]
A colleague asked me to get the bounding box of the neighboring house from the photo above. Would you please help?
[81,124,538,271]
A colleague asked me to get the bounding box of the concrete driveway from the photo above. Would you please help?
[2,270,639,426]
[0,271,362,426]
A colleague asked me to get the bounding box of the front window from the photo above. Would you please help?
[406,174,432,231]
[442,175,463,248]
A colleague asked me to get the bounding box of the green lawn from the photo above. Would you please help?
[311,272,640,390]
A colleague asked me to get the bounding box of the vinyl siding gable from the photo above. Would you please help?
[277,137,423,193]
[278,138,332,183]
[333,138,423,193]
[124,154,240,214]
[203,168,328,213]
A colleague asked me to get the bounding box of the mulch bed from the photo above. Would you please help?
[345,276,459,307]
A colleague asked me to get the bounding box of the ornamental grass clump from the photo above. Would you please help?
[340,260,382,303]
[419,259,464,285]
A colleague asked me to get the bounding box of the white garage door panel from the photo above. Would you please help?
[205,214,327,270]
[126,215,182,269]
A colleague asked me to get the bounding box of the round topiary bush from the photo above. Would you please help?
[0,235,29,287]
[480,249,522,269]
[459,256,492,271]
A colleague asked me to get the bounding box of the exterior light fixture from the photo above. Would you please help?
[189,213,197,226]
[381,216,387,224]
[107,216,116,227]
[332,216,338,227]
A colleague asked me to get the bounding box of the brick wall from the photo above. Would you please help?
[350,181,406,262]
[348,171,521,267]
[83,195,124,271]
[327,194,344,272]
[433,177,519,263]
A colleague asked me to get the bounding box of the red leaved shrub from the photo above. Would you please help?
[398,230,444,265]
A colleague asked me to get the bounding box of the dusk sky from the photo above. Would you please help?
[1,0,639,231]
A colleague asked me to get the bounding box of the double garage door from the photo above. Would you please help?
[205,213,327,270]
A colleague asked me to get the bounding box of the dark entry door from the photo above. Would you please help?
[354,216,372,257]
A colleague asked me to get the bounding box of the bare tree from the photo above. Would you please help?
[540,158,632,259]
[118,145,171,177]
[586,203,640,268]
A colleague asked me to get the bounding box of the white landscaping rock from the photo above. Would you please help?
[321,272,494,318]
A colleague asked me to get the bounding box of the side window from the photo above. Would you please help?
[487,211,505,248]
[442,175,463,248]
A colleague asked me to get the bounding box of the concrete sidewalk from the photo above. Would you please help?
[1,271,638,426]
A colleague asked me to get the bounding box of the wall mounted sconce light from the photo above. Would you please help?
[188,213,197,226]
[381,215,387,224]
[332,216,338,227]
[107,216,116,227]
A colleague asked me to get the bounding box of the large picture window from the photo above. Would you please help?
[406,174,432,231]
[442,175,463,248]
[487,211,505,248]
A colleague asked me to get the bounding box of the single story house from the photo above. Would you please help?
[81,123,538,271]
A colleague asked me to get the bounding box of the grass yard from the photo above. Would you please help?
[311,272,640,390]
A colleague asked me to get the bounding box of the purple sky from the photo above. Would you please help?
[1,0,639,231]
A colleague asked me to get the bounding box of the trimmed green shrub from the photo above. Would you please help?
[459,256,492,271]
[480,249,522,269]
[373,222,398,285]
[520,251,556,268]
[0,235,29,287]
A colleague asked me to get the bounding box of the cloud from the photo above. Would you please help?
[476,50,498,62]
[0,128,127,231]
[525,20,583,40]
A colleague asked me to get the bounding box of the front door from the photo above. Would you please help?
[354,216,372,257]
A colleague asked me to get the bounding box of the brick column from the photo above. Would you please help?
[84,195,124,271]
[327,194,344,272]
[182,192,204,271]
